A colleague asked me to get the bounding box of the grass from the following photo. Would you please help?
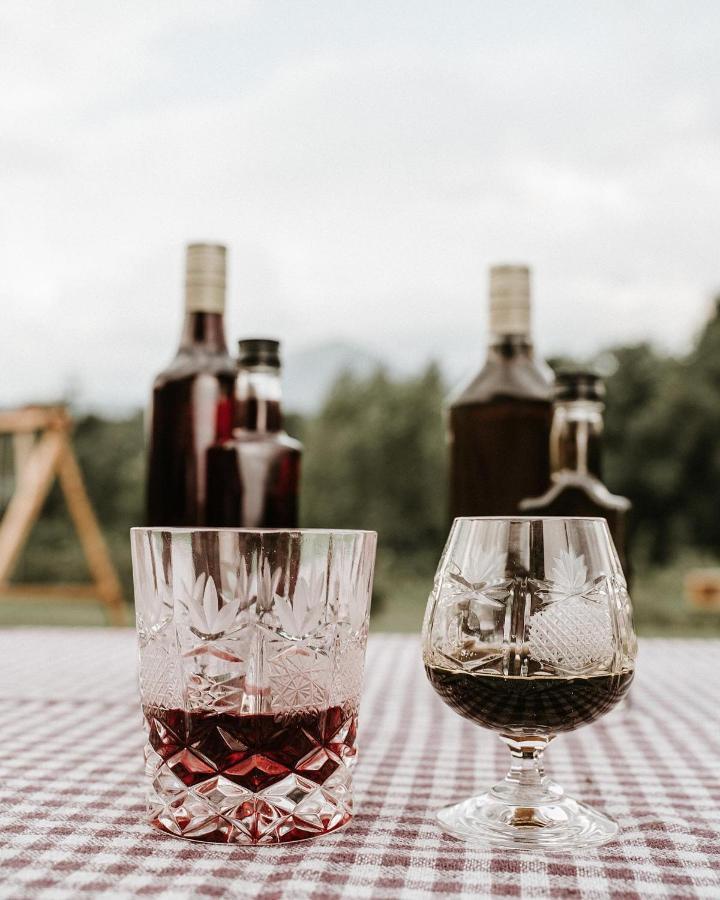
[630,550,720,636]
[1,551,719,636]
[0,596,129,627]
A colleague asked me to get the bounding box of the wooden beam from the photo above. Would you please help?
[0,429,64,585]
[56,439,128,625]
[13,432,35,479]
[0,405,128,626]
[0,406,69,435]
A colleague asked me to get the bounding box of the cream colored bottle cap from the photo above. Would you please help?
[489,264,531,336]
[185,243,226,313]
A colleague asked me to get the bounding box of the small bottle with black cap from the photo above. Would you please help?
[205,338,303,527]
[519,369,632,581]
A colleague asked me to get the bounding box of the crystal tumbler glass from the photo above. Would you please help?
[423,517,637,850]
[131,527,377,845]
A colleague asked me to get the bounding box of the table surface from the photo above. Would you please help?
[0,630,717,900]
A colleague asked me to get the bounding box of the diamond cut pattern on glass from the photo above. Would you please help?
[133,529,374,844]
[529,594,614,672]
[528,552,614,673]
[138,638,183,710]
[268,646,331,709]
[144,703,357,844]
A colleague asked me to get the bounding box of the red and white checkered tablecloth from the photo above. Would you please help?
[0,629,718,900]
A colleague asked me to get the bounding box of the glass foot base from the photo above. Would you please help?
[437,783,618,851]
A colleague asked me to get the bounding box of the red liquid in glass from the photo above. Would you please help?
[144,702,357,842]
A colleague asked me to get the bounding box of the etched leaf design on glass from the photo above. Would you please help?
[274,569,326,638]
[434,548,510,664]
[547,549,591,602]
[335,544,372,634]
[223,564,254,610]
[447,547,510,617]
[256,563,283,614]
[186,574,242,639]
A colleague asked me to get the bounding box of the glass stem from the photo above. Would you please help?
[496,735,559,804]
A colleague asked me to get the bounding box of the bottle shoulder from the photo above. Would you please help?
[213,431,303,453]
[153,351,236,389]
[520,473,631,512]
[450,354,554,407]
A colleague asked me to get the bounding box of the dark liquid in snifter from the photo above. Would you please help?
[425,664,634,733]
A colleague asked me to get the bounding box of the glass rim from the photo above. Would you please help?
[130,526,377,537]
[451,516,609,524]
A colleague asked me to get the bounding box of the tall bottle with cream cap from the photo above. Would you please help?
[146,243,237,526]
[448,264,554,519]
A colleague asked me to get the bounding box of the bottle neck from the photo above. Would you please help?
[488,333,534,361]
[550,399,603,478]
[234,368,283,433]
[179,311,228,354]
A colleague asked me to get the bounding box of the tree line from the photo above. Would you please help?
[10,299,720,599]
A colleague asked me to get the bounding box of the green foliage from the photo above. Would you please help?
[300,364,446,553]
[599,300,720,563]
[602,344,684,562]
[299,363,447,608]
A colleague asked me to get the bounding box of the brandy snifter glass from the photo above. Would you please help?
[422,517,637,850]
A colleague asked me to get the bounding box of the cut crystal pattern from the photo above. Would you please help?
[143,702,358,844]
[132,528,375,844]
[268,645,331,709]
[425,539,634,678]
[138,637,183,710]
[529,594,614,672]
[542,549,592,602]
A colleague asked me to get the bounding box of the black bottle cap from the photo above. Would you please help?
[554,369,605,402]
[238,338,281,368]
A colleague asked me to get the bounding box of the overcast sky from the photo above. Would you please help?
[2,1,720,409]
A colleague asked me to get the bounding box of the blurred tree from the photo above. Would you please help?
[672,299,720,550]
[300,364,447,600]
[602,343,682,562]
[598,301,720,562]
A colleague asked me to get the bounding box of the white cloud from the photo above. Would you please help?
[1,1,719,408]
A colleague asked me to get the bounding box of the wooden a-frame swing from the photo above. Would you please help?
[0,406,127,625]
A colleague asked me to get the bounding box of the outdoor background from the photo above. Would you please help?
[2,1,720,634]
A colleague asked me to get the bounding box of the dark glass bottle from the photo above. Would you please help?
[520,371,632,579]
[146,244,236,526]
[206,339,302,527]
[448,265,554,519]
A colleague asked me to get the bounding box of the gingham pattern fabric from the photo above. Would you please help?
[0,629,718,900]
